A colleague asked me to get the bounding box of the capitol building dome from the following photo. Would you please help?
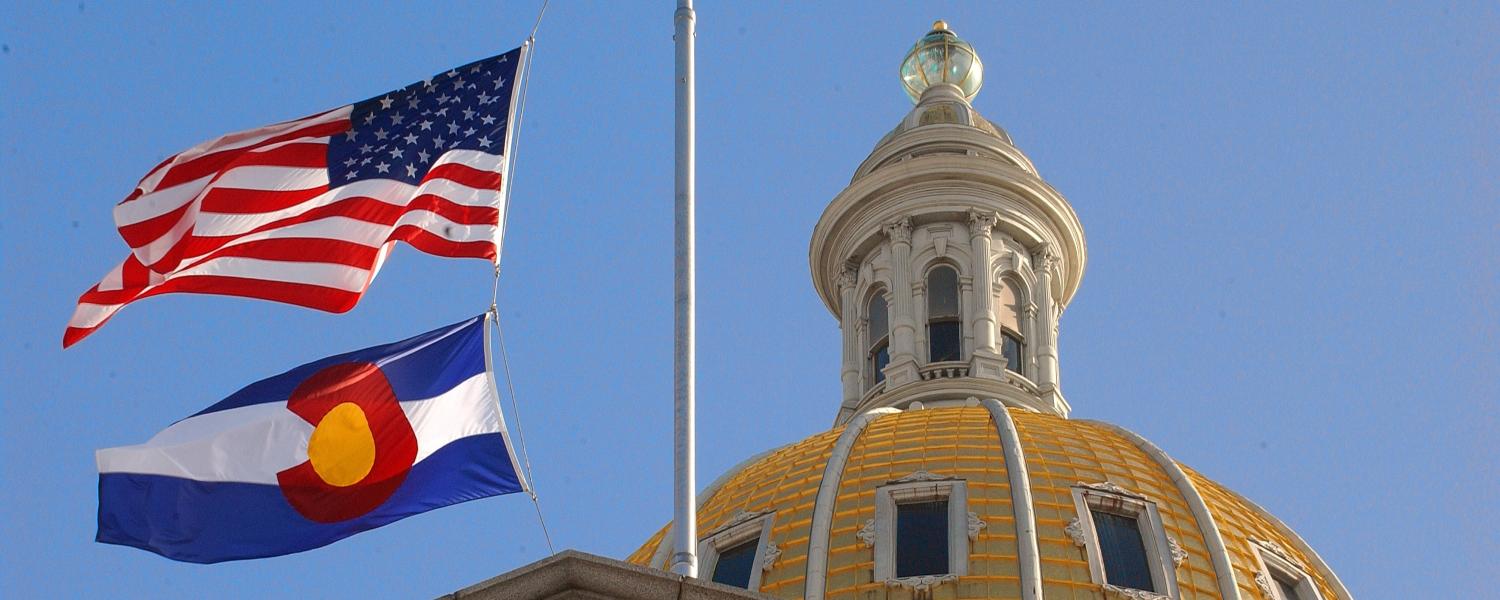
[627,23,1351,600]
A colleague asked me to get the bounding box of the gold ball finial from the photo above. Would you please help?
[932,20,949,32]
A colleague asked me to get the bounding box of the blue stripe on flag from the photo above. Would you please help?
[97,432,521,563]
[190,316,486,418]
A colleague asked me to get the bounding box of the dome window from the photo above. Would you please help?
[867,292,891,387]
[866,471,982,586]
[995,277,1026,375]
[926,266,962,362]
[895,499,949,577]
[1068,482,1180,599]
[697,512,777,591]
[1252,539,1324,600]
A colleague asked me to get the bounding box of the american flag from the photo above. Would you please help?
[64,48,524,348]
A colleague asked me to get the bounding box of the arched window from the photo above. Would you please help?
[867,292,890,386]
[927,266,962,362]
[995,278,1025,374]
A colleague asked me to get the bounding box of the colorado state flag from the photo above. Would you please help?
[95,315,527,563]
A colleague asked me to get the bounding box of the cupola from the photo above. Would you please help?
[809,23,1088,425]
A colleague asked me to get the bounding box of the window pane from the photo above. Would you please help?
[995,279,1021,332]
[1091,511,1155,591]
[1275,576,1302,600]
[896,500,949,577]
[872,344,889,383]
[710,538,759,589]
[868,294,888,341]
[929,321,962,362]
[1002,332,1023,373]
[927,267,959,318]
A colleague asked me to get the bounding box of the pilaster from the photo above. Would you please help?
[1033,247,1061,399]
[881,218,921,387]
[967,210,1007,379]
[837,263,861,413]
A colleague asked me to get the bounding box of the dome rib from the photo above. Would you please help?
[981,399,1042,600]
[803,408,897,600]
[626,406,1350,600]
[1089,420,1241,600]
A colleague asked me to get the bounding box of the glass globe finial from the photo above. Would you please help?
[899,20,984,103]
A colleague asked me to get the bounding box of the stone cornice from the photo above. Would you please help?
[809,156,1086,322]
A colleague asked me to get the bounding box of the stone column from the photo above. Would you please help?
[881,217,921,387]
[1033,247,1060,392]
[968,210,999,351]
[837,263,861,414]
[968,210,1007,379]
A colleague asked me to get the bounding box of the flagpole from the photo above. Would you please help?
[671,0,698,579]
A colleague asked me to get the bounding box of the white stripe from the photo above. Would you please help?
[114,174,212,227]
[412,177,506,207]
[134,107,349,196]
[127,207,199,269]
[432,149,506,172]
[172,256,372,293]
[115,138,489,228]
[69,259,368,330]
[96,373,500,484]
[395,210,500,243]
[115,143,331,234]
[209,165,329,191]
[68,215,497,330]
[192,178,501,238]
[69,301,124,330]
[96,261,127,292]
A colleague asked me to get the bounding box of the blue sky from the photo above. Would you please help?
[2,2,1495,598]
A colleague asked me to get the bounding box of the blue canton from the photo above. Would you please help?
[328,48,522,187]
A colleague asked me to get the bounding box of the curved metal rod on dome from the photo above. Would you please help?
[981,399,1042,600]
[1089,421,1243,600]
[1231,488,1356,599]
[804,407,900,600]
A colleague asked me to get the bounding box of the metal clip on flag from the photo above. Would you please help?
[95,315,528,563]
[65,47,528,348]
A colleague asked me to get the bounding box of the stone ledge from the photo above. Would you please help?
[444,550,773,600]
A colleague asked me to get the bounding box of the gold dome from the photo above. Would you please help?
[628,406,1346,599]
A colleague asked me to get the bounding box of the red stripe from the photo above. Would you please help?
[425,163,503,189]
[196,238,381,269]
[118,142,333,252]
[181,195,498,257]
[394,225,496,260]
[65,274,364,348]
[150,120,346,191]
[117,202,193,251]
[198,184,330,215]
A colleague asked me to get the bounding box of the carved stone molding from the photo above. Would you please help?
[837,262,859,289]
[885,574,957,600]
[1102,583,1170,600]
[883,217,913,244]
[1167,536,1188,568]
[1033,245,1059,273]
[967,511,987,541]
[857,518,877,548]
[1254,572,1275,599]
[1065,517,1087,547]
[1252,538,1303,569]
[967,209,998,237]
[725,509,766,530]
[890,470,953,484]
[1023,302,1039,318]
[1076,481,1148,501]
[761,540,781,571]
[933,235,949,257]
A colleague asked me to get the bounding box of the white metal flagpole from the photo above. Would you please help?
[671,0,699,579]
